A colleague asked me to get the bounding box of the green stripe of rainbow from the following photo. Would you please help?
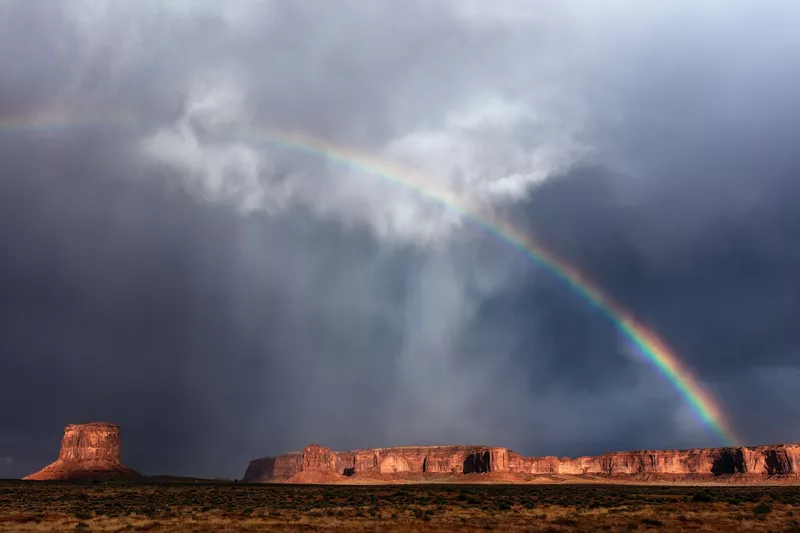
[0,113,740,446]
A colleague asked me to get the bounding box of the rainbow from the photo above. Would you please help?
[0,112,740,446]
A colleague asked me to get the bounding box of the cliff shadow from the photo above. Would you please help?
[764,450,786,475]
[711,452,739,475]
[463,451,490,474]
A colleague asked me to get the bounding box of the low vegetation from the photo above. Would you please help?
[0,480,798,531]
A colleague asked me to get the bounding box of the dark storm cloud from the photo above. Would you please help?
[0,130,422,477]
[1,0,800,479]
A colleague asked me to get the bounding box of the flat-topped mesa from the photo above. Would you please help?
[57,422,122,464]
[244,444,506,482]
[244,442,800,483]
[361,446,495,474]
[505,445,800,476]
[24,422,140,481]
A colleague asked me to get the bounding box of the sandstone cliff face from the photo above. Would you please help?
[242,457,277,483]
[244,442,800,483]
[500,446,800,476]
[348,446,497,475]
[353,449,379,473]
[301,444,339,472]
[24,422,140,481]
[243,444,500,482]
[273,452,303,477]
[243,451,304,481]
[760,444,800,475]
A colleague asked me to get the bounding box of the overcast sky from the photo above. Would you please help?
[1,0,799,479]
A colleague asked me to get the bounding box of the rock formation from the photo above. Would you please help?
[243,442,800,484]
[243,451,303,482]
[24,422,140,481]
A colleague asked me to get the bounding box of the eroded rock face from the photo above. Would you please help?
[503,445,800,476]
[764,445,800,475]
[353,449,379,473]
[242,457,276,483]
[24,422,140,481]
[244,442,800,483]
[301,444,339,472]
[273,452,303,477]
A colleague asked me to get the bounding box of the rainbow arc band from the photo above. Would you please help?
[0,113,739,446]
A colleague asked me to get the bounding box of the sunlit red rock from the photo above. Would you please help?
[23,422,140,481]
[244,442,800,483]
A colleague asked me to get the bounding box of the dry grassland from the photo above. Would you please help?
[1,480,798,531]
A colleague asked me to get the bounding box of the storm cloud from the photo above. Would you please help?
[1,0,799,479]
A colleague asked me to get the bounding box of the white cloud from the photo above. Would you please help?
[141,86,588,244]
[31,0,595,245]
[61,0,268,30]
[141,81,280,214]
[450,0,548,26]
[385,95,587,204]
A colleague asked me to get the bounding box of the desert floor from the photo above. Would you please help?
[1,480,799,532]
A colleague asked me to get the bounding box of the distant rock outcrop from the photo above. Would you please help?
[23,422,140,481]
[243,442,800,484]
[242,451,303,482]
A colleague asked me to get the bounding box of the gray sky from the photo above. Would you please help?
[1,0,799,479]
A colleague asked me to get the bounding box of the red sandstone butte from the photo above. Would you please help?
[23,422,140,481]
[242,443,800,484]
